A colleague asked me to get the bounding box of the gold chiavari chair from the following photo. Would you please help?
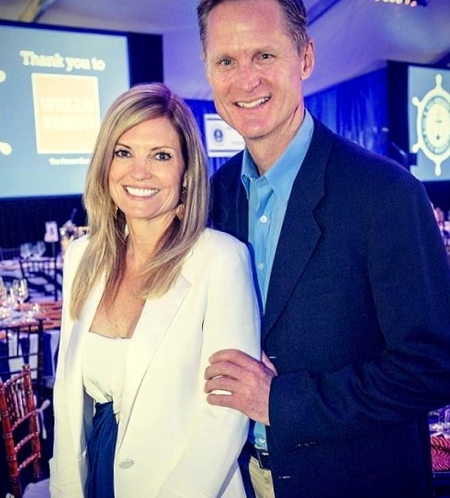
[0,364,50,497]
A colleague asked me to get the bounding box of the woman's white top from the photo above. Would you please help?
[82,332,131,417]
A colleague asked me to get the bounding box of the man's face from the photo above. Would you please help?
[204,0,314,156]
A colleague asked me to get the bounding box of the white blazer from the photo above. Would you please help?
[49,228,261,498]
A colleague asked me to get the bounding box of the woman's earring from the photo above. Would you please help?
[176,186,187,220]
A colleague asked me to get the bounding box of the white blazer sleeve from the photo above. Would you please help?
[157,237,261,498]
[50,238,89,497]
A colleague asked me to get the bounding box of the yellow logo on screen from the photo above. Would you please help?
[31,73,100,155]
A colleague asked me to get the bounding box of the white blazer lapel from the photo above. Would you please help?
[64,279,104,452]
[117,274,191,448]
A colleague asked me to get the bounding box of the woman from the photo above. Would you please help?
[49,83,260,498]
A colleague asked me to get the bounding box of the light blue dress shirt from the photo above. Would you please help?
[241,110,314,449]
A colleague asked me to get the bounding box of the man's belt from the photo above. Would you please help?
[244,441,271,470]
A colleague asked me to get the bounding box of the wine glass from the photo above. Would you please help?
[24,302,41,323]
[5,288,17,314]
[20,243,33,259]
[429,407,450,437]
[0,276,7,306]
[34,241,46,258]
[0,277,8,319]
[12,278,29,308]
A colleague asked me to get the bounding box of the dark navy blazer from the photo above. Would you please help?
[210,118,450,498]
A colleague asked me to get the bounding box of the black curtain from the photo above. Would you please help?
[0,195,85,249]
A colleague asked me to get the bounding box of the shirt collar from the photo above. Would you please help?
[241,110,314,203]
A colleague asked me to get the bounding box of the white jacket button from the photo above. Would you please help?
[118,459,134,469]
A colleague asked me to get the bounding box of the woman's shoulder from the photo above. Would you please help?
[186,228,252,270]
[63,235,90,268]
[65,234,89,255]
[181,229,252,281]
[199,228,248,254]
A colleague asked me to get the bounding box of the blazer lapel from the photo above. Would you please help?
[235,181,249,242]
[64,278,104,452]
[212,152,249,243]
[263,121,333,340]
[117,274,191,449]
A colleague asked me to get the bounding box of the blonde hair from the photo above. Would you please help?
[70,83,209,318]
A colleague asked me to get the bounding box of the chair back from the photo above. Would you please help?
[0,321,45,403]
[0,364,42,498]
[19,258,60,301]
[0,247,21,261]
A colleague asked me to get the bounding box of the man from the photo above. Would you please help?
[197,0,450,497]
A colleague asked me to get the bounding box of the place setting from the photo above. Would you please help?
[0,277,41,328]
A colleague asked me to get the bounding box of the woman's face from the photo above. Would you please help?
[109,116,185,231]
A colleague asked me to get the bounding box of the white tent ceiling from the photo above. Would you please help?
[0,0,449,100]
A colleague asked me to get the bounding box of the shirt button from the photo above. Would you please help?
[118,459,134,469]
[260,215,268,223]
[257,263,264,271]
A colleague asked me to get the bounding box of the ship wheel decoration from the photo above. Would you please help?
[412,74,450,177]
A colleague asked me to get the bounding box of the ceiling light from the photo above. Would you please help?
[372,0,428,6]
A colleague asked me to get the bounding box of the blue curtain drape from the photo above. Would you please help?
[305,68,389,156]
